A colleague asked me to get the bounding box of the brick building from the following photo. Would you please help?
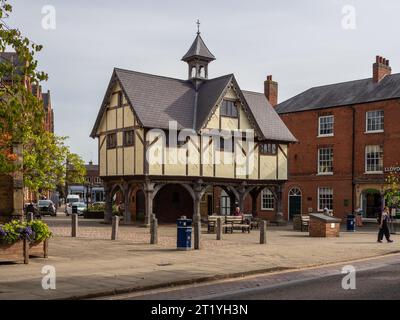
[274,56,400,221]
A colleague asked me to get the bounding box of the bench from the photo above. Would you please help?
[224,216,251,233]
[207,215,225,233]
[301,215,310,232]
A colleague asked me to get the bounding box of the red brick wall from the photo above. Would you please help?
[279,98,400,221]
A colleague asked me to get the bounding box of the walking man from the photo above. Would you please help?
[378,206,394,243]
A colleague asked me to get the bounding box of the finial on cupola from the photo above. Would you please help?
[182,20,216,83]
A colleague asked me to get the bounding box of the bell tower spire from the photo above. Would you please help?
[182,20,216,83]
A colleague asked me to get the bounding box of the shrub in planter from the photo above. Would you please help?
[0,220,52,263]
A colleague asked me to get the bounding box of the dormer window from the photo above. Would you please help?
[221,100,238,118]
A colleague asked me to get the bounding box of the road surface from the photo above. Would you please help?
[101,253,400,300]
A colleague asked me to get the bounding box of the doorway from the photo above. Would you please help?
[362,190,382,218]
[288,187,302,219]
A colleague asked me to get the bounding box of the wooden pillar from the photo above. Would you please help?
[104,183,112,224]
[193,183,203,250]
[123,183,131,224]
[150,214,158,245]
[143,181,154,228]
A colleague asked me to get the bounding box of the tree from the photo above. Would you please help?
[0,1,47,174]
[384,171,400,209]
[0,1,86,200]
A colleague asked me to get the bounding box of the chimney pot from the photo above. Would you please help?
[373,55,392,82]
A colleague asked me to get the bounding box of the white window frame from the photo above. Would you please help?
[261,188,275,211]
[365,110,384,133]
[318,115,334,137]
[365,145,383,174]
[317,147,334,175]
[317,187,333,212]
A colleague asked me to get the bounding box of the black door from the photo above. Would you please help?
[207,195,213,215]
[289,196,301,219]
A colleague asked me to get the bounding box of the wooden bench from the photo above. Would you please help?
[224,216,251,233]
[301,215,310,232]
[207,215,225,233]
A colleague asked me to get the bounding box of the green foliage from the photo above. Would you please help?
[87,202,105,212]
[0,1,87,195]
[66,152,86,186]
[0,220,51,245]
[0,221,20,244]
[384,171,400,208]
[0,1,47,174]
[27,220,52,243]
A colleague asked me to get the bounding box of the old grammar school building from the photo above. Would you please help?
[90,29,296,234]
[91,28,400,232]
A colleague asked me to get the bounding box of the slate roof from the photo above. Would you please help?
[276,73,400,114]
[243,91,297,142]
[182,33,216,62]
[91,68,296,143]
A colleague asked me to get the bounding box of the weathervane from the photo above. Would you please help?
[196,19,200,34]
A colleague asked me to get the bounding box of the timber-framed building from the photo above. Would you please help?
[90,30,296,247]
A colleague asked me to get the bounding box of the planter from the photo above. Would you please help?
[84,211,105,219]
[0,239,49,264]
[0,240,28,264]
[29,239,49,259]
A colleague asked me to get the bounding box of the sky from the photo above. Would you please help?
[7,0,400,164]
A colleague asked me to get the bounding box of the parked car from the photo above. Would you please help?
[37,200,57,217]
[66,202,87,216]
[65,195,80,214]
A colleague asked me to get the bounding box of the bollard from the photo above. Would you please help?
[216,217,223,240]
[71,214,78,238]
[150,216,158,244]
[111,215,120,240]
[27,212,34,222]
[260,220,267,244]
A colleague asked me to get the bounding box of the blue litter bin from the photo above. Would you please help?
[177,217,192,250]
[347,214,356,232]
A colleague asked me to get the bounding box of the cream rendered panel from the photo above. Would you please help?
[97,112,107,135]
[107,109,116,131]
[206,106,219,129]
[239,108,252,130]
[99,135,107,176]
[215,150,235,178]
[250,145,259,180]
[188,138,200,176]
[164,147,186,176]
[220,117,238,130]
[224,86,236,100]
[124,106,135,127]
[278,144,288,180]
[147,131,162,175]
[235,139,248,178]
[202,139,214,177]
[124,147,134,175]
[135,128,144,175]
[116,108,123,129]
[109,83,121,107]
[107,150,116,176]
[259,155,277,180]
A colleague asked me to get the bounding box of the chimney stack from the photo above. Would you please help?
[264,75,278,107]
[373,55,391,82]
